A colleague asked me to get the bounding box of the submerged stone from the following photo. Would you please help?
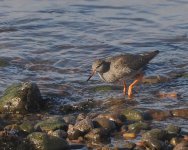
[0,58,10,67]
[0,82,43,113]
[171,109,188,118]
[27,132,70,150]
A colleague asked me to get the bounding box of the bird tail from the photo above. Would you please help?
[141,50,159,62]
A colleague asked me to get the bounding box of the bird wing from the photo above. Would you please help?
[107,54,146,79]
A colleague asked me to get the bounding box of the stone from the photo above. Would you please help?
[122,108,144,121]
[19,121,34,133]
[49,129,68,139]
[173,141,188,150]
[128,121,150,133]
[93,118,116,132]
[97,113,126,127]
[34,116,67,132]
[74,118,94,133]
[84,128,110,143]
[27,132,70,150]
[171,109,188,118]
[146,109,172,121]
[142,129,167,141]
[143,138,166,150]
[0,82,43,113]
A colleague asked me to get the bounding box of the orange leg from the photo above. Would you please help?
[123,80,127,95]
[128,74,143,97]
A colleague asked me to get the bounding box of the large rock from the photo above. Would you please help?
[27,132,70,150]
[0,82,43,113]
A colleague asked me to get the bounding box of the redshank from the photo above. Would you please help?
[87,50,159,97]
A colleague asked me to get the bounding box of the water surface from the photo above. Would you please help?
[0,0,188,128]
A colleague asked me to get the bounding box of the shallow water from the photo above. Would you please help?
[0,0,188,127]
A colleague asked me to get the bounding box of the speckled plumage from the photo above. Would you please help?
[91,50,159,83]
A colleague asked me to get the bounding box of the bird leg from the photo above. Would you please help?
[123,80,127,95]
[128,74,143,97]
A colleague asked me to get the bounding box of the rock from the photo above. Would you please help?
[34,116,68,132]
[171,109,188,118]
[165,124,181,138]
[27,132,70,150]
[63,115,76,125]
[128,121,150,133]
[123,132,137,140]
[173,141,188,150]
[93,118,116,132]
[170,137,182,146]
[19,121,34,134]
[84,128,110,143]
[143,138,166,150]
[97,113,126,127]
[67,124,83,140]
[122,108,145,121]
[48,129,68,139]
[76,113,87,122]
[74,118,94,133]
[146,109,172,121]
[121,141,136,149]
[142,129,167,141]
[142,75,169,84]
[0,82,43,113]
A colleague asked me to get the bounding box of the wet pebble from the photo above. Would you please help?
[84,128,110,143]
[67,124,83,140]
[19,121,35,134]
[173,141,188,150]
[128,121,150,133]
[122,108,145,121]
[48,129,68,139]
[165,124,181,137]
[74,118,94,133]
[123,132,137,140]
[146,109,172,121]
[142,128,167,141]
[93,118,116,132]
[97,113,126,127]
[143,138,166,150]
[63,115,76,125]
[27,132,70,150]
[171,109,188,118]
[142,75,169,84]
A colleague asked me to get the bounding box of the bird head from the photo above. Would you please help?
[87,59,109,81]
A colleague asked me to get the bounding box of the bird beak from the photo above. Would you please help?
[87,70,96,81]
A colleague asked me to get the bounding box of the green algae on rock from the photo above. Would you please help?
[0,82,43,113]
[128,121,150,133]
[122,108,145,121]
[34,116,68,132]
[27,132,70,150]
